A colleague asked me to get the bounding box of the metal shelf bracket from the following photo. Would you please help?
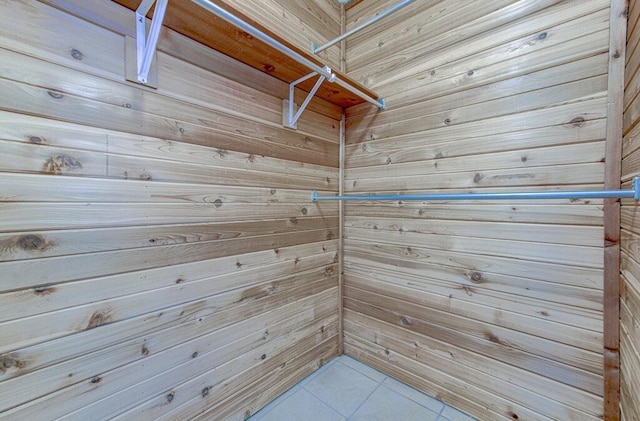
[283,69,330,129]
[136,0,168,84]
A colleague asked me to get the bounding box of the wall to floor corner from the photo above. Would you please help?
[0,0,340,419]
[343,1,612,420]
[621,1,640,419]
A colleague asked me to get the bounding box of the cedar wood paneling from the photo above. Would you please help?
[0,0,340,419]
[622,0,640,419]
[343,1,613,420]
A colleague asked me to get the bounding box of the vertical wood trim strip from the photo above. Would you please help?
[604,1,629,419]
[338,112,345,355]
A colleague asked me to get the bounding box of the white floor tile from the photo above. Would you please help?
[440,405,477,421]
[299,358,340,387]
[381,377,444,414]
[349,385,440,421]
[304,361,380,417]
[257,388,346,421]
[249,385,301,420]
[339,356,387,383]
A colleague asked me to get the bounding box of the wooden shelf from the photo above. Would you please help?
[112,0,379,108]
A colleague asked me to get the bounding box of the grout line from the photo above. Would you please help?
[339,356,388,383]
[436,401,446,419]
[345,381,384,421]
[378,379,443,415]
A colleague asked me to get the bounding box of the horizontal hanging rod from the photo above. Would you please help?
[312,177,640,202]
[313,0,416,54]
[190,0,384,109]
[190,0,333,81]
[333,77,385,109]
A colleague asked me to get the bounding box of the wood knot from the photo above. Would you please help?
[213,199,223,208]
[166,392,175,402]
[201,387,210,398]
[90,375,102,384]
[262,64,275,72]
[538,32,547,40]
[239,30,253,40]
[87,311,111,329]
[43,154,83,174]
[17,234,46,251]
[508,411,519,420]
[261,354,267,360]
[33,285,56,295]
[470,272,482,283]
[300,207,308,215]
[2,356,15,369]
[485,332,502,344]
[473,173,484,183]
[444,118,451,125]
[289,217,298,224]
[569,117,585,127]
[70,48,83,60]
[28,135,45,144]
[401,317,410,325]
[141,345,149,356]
[467,70,474,76]
[47,90,64,99]
[192,351,198,358]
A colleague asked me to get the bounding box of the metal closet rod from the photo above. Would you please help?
[190,0,385,110]
[311,177,640,201]
[313,0,416,54]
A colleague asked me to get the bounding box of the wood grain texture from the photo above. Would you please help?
[343,1,614,419]
[603,1,628,418]
[621,0,640,418]
[110,0,378,108]
[0,0,339,418]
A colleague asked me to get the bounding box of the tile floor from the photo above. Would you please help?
[248,355,477,421]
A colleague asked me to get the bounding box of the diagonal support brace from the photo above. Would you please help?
[283,67,330,129]
[136,0,168,84]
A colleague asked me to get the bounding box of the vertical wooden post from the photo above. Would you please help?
[604,1,628,419]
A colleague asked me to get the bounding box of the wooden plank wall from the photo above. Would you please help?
[343,1,613,420]
[0,0,340,419]
[621,0,640,419]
